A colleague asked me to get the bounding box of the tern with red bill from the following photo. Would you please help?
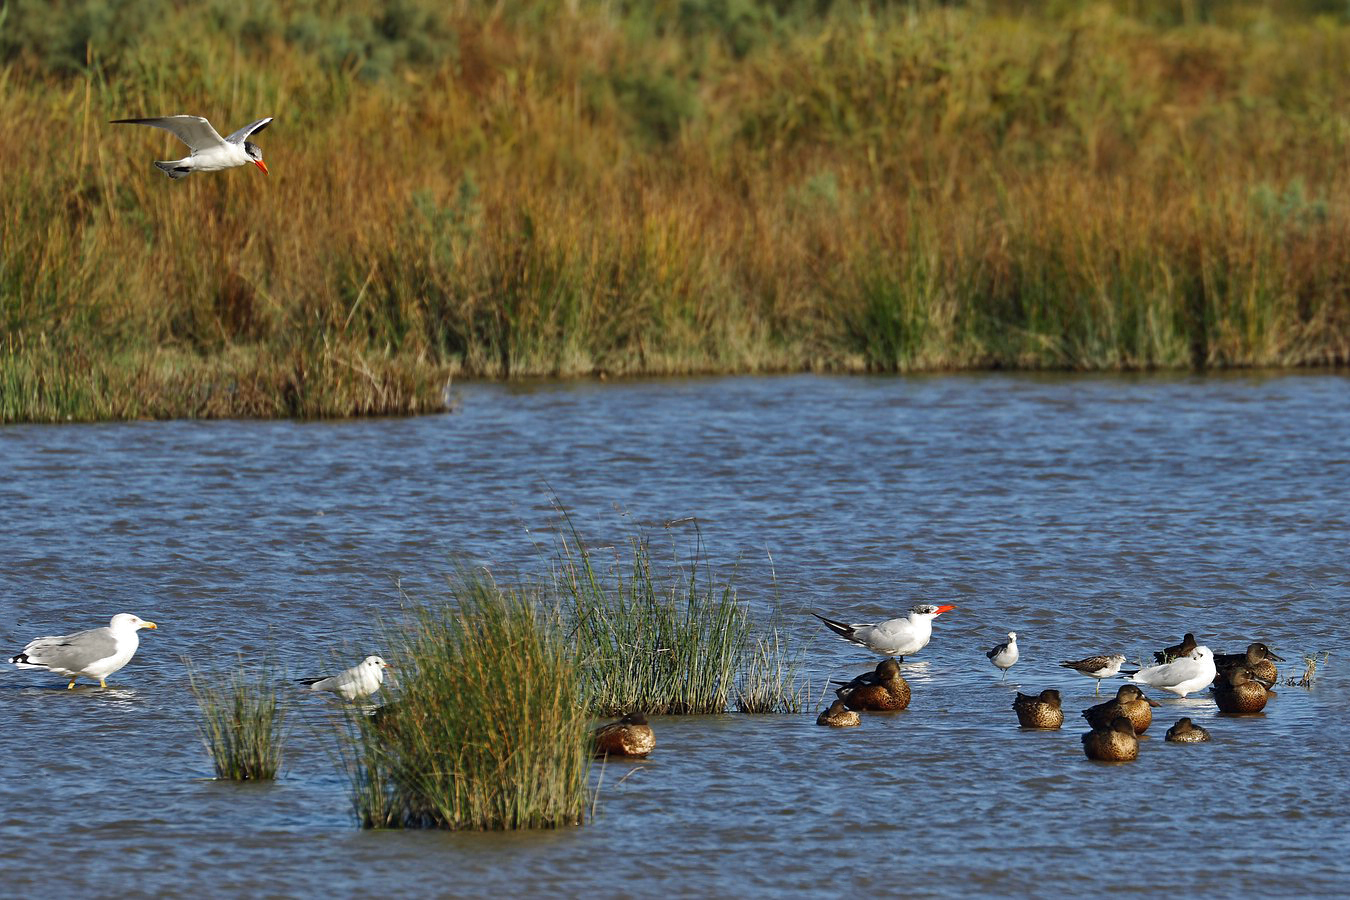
[813,603,955,661]
[111,114,272,179]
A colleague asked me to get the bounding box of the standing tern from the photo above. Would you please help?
[813,603,956,661]
[985,631,1019,680]
[111,114,272,179]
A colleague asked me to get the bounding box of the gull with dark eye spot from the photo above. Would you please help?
[111,114,273,179]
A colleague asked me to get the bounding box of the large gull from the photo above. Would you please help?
[9,613,158,689]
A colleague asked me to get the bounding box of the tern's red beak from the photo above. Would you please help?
[254,159,269,175]
[933,604,956,615]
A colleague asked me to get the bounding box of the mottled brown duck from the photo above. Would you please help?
[1164,717,1212,743]
[816,699,862,727]
[1082,716,1139,762]
[1213,669,1271,715]
[1082,684,1159,735]
[1013,689,1064,729]
[592,712,656,759]
[833,658,911,712]
[1214,642,1283,688]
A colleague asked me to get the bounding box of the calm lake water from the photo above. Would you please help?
[2,373,1347,896]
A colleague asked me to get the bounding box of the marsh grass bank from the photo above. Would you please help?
[3,1,1349,421]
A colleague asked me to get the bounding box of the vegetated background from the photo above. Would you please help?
[2,0,1348,420]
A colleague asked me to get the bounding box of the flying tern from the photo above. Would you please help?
[111,114,272,179]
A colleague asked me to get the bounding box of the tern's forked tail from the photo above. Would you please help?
[813,613,856,639]
[153,160,192,179]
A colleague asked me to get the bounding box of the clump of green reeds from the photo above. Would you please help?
[184,656,287,781]
[736,626,806,714]
[344,573,591,830]
[555,517,803,716]
[1283,652,1329,688]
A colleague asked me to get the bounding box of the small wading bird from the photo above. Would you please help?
[1013,689,1064,729]
[592,711,656,758]
[813,603,956,661]
[9,613,158,689]
[298,655,392,701]
[986,631,1019,681]
[111,114,272,179]
[1058,654,1127,696]
[1126,646,1217,698]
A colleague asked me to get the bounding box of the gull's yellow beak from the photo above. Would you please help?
[143,621,159,630]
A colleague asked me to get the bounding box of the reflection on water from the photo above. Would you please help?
[1,373,1347,894]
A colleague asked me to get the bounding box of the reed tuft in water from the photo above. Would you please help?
[185,656,287,781]
[557,521,802,716]
[736,626,806,714]
[345,574,591,830]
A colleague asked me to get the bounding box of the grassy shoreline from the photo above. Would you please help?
[3,1,1349,421]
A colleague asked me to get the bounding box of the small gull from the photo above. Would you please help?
[9,613,158,689]
[298,655,391,701]
[1126,646,1217,698]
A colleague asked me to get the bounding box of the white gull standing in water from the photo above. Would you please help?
[9,613,158,689]
[298,655,392,701]
[1126,646,1217,698]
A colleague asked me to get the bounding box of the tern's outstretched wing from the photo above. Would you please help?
[224,117,273,144]
[110,115,227,151]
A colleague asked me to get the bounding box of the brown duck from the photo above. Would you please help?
[1213,668,1271,715]
[833,658,911,712]
[816,698,862,727]
[1164,717,1211,743]
[1081,716,1139,762]
[1213,642,1283,688]
[592,711,656,758]
[1013,689,1064,729]
[1153,632,1197,664]
[1082,684,1159,735]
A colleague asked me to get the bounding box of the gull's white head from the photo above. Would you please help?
[1190,646,1212,663]
[363,655,391,669]
[111,613,158,631]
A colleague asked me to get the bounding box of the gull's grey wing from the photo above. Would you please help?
[18,627,119,670]
[224,117,273,145]
[110,115,227,151]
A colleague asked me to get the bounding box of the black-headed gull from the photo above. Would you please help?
[985,631,1019,680]
[1126,646,1217,698]
[813,603,955,661]
[9,613,158,689]
[1057,653,1126,695]
[298,655,391,701]
[111,114,272,179]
